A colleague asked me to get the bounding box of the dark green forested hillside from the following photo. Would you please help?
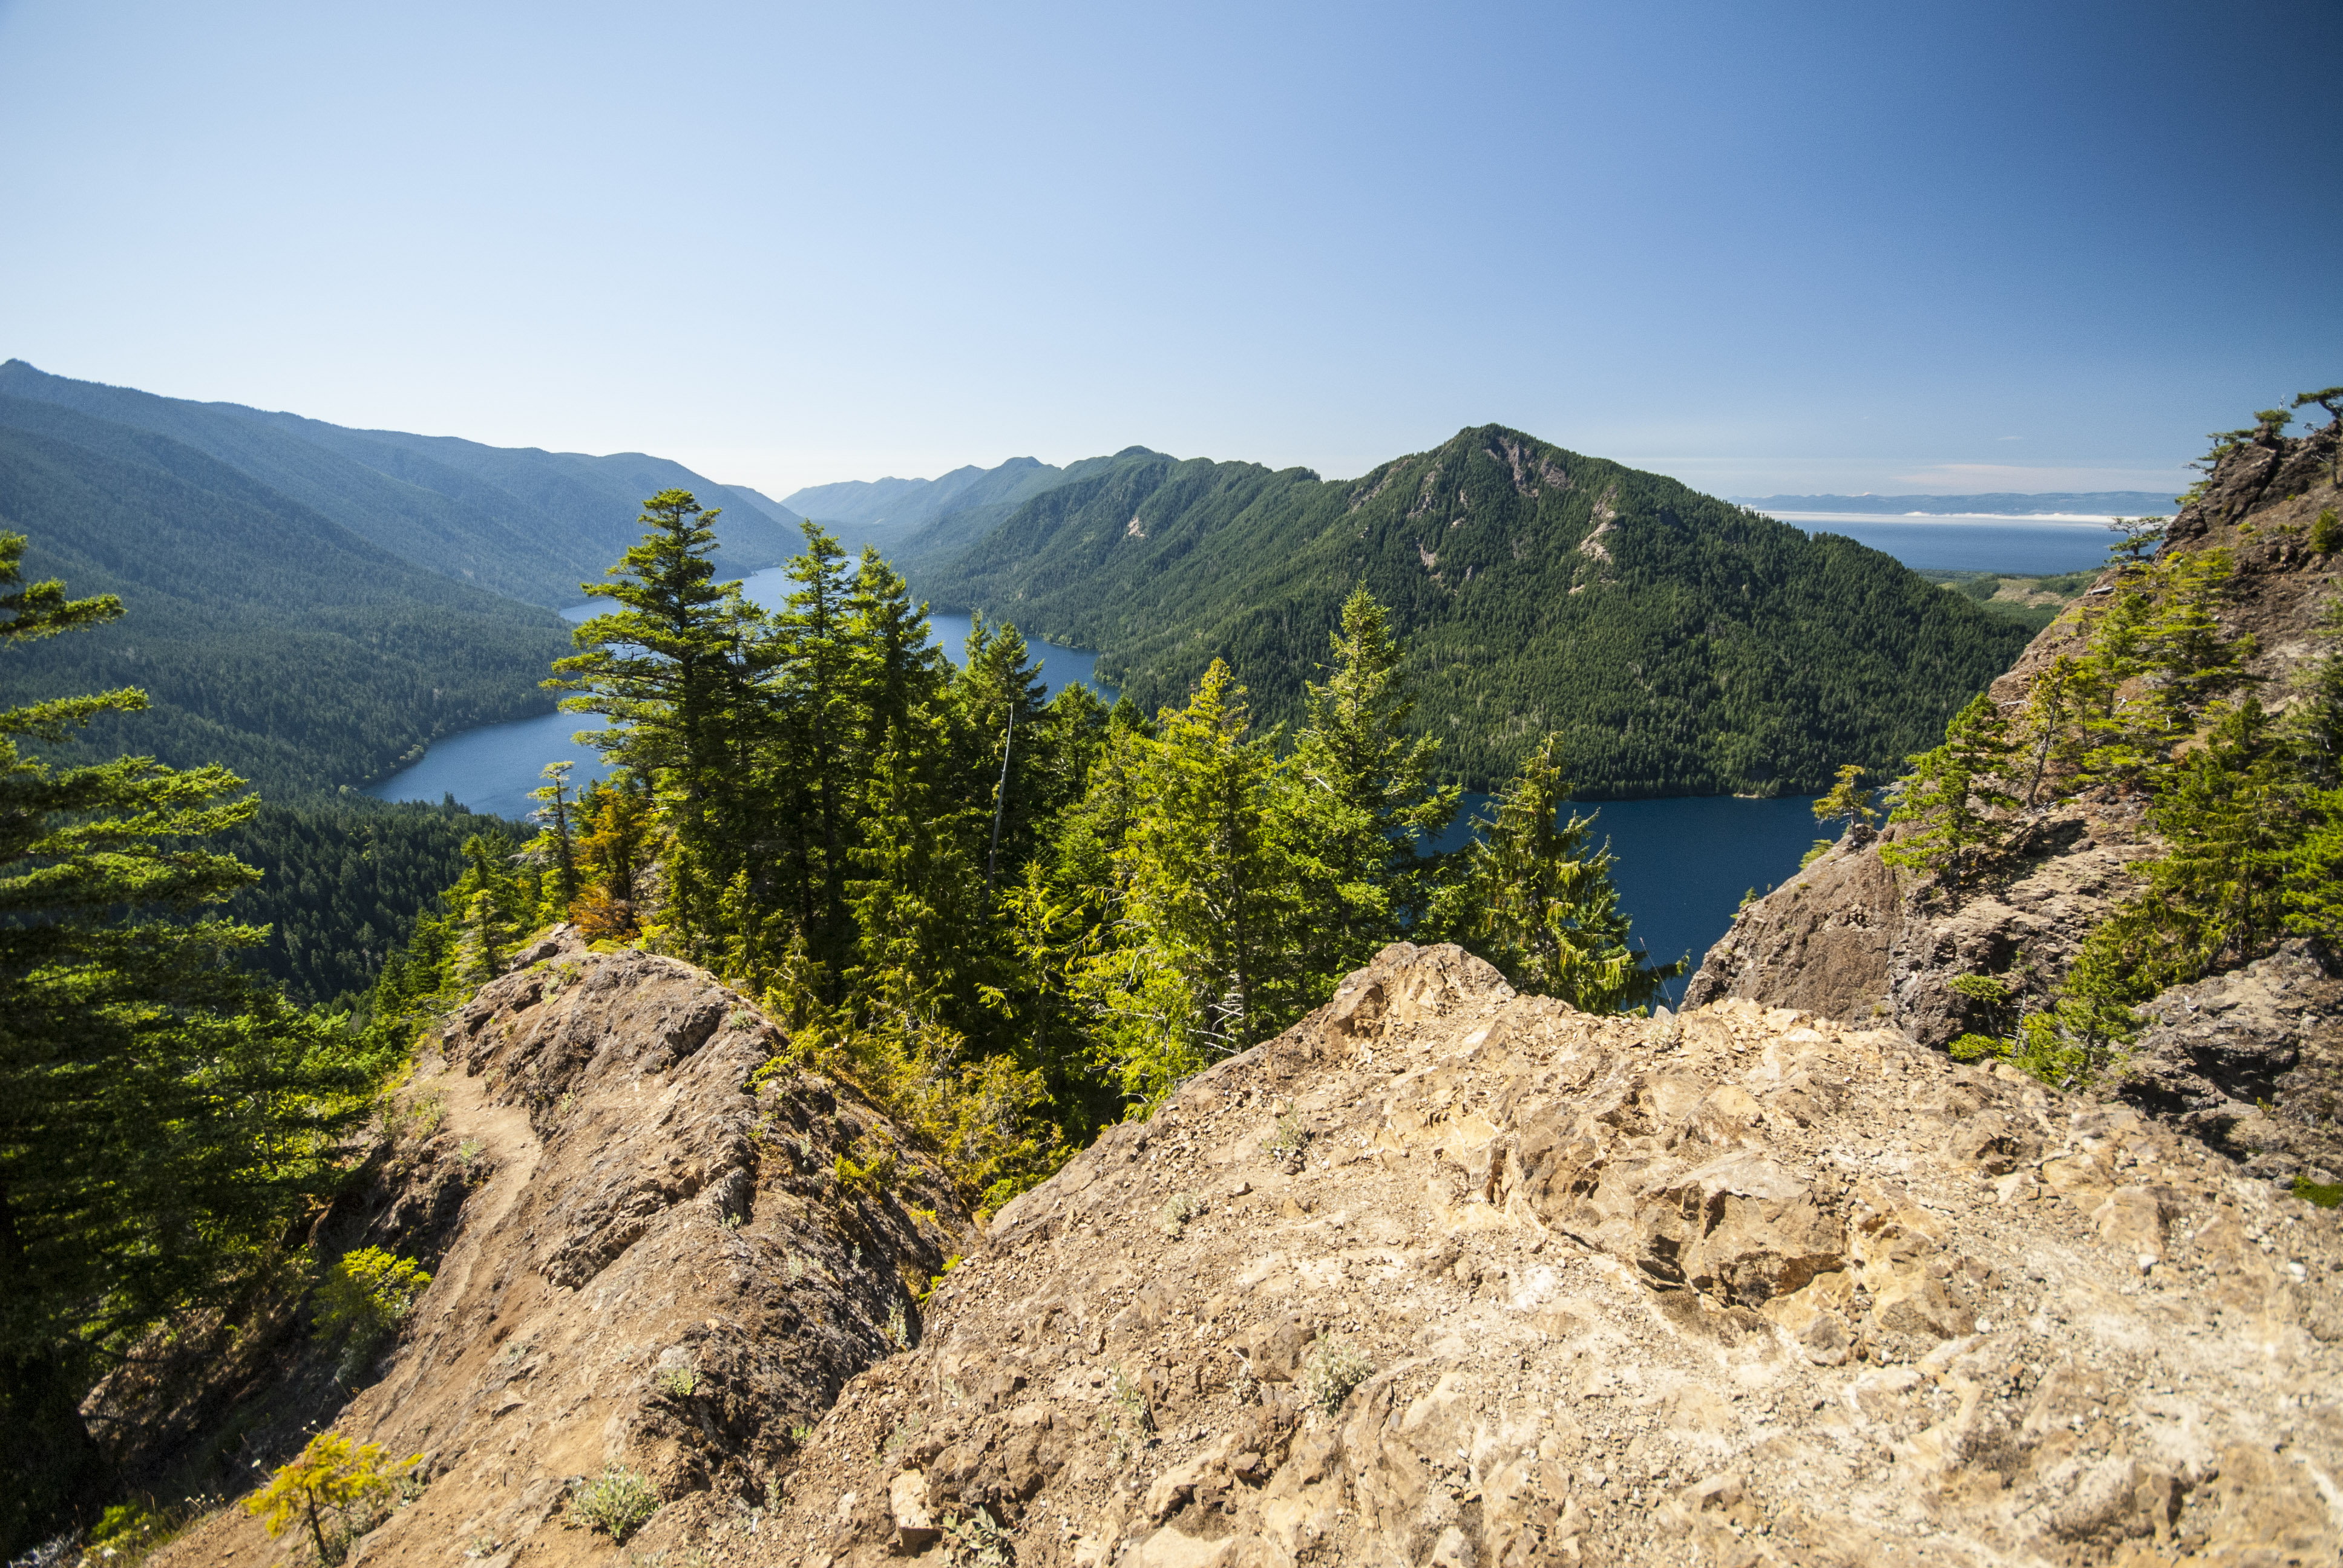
[0,397,572,797]
[210,796,527,1007]
[909,427,2034,795]
[0,359,799,606]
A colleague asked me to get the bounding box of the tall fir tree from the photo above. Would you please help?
[1290,584,1460,971]
[552,491,767,955]
[1071,661,1321,1108]
[526,759,583,918]
[0,534,364,1552]
[1428,733,1678,1011]
[953,611,1053,889]
[845,550,952,773]
[775,521,861,982]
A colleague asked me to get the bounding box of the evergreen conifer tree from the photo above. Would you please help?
[552,491,766,954]
[1881,695,2016,887]
[953,612,1052,888]
[1811,763,1877,838]
[448,832,532,986]
[568,775,656,939]
[2135,549,2256,733]
[775,521,861,979]
[0,534,362,1551]
[1072,661,1319,1108]
[2015,654,2080,806]
[528,760,583,917]
[1291,585,1460,969]
[1428,734,1679,1011]
[845,550,952,769]
[2068,580,2158,789]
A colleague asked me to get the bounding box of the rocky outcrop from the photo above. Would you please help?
[1688,418,2343,1189]
[148,928,972,1568]
[748,943,2343,1568]
[2125,942,2343,1183]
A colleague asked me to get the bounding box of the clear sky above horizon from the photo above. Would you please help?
[2,0,2336,501]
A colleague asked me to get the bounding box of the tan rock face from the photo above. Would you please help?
[152,929,971,1568]
[1687,422,2343,1189]
[746,944,2342,1568]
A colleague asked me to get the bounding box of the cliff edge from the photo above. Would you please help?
[137,929,972,1568]
[750,943,2341,1567]
[1686,416,2343,1190]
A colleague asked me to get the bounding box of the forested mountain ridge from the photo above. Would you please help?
[909,425,2034,796]
[781,452,1073,553]
[883,448,1165,566]
[0,396,572,796]
[0,359,799,606]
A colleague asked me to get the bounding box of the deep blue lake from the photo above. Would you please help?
[1424,792,1823,1004]
[370,519,2093,990]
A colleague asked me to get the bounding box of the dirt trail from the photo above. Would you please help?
[154,930,972,1568]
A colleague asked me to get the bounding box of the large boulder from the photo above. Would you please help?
[747,943,2342,1567]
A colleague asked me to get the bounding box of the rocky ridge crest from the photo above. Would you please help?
[748,942,2341,1568]
[1686,418,2343,1188]
[145,929,971,1568]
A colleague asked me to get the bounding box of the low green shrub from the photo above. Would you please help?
[1296,1335,1375,1416]
[315,1247,432,1378]
[566,1466,659,1543]
[1156,1191,1205,1237]
[1261,1109,1310,1161]
[2295,1174,2342,1209]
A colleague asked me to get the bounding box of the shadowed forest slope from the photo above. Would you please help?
[0,360,800,606]
[0,397,573,797]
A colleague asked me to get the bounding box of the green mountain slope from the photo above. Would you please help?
[0,396,572,797]
[889,449,1159,567]
[211,796,526,1007]
[0,360,797,606]
[909,426,2034,796]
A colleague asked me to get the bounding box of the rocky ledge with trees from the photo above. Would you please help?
[1690,392,2343,1196]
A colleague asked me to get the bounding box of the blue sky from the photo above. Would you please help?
[1,0,2334,499]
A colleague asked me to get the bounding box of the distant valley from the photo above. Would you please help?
[782,453,1075,557]
[0,393,572,797]
[0,373,2046,803]
[0,371,2051,996]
